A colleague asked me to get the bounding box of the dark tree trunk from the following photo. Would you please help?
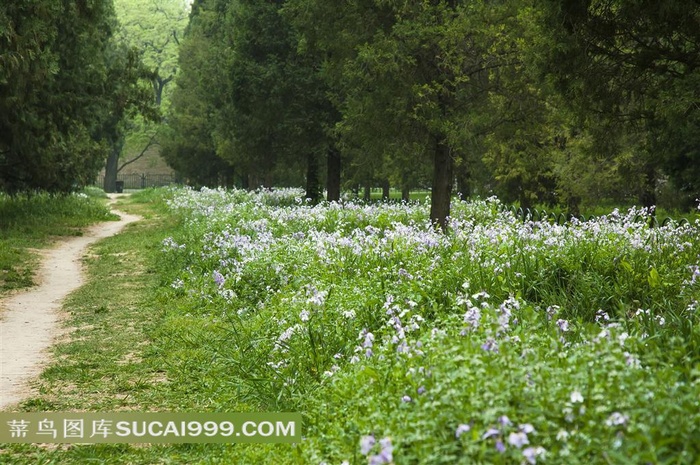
[639,165,657,210]
[401,186,410,202]
[103,137,124,193]
[246,174,257,190]
[430,138,454,232]
[305,152,321,204]
[363,184,371,201]
[381,179,390,200]
[326,148,341,202]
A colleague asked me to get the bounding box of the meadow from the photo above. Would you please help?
[2,187,699,464]
[154,187,700,464]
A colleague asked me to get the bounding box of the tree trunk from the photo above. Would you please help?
[326,148,341,202]
[363,184,371,201]
[381,179,390,200]
[305,152,321,204]
[103,137,124,193]
[401,186,410,202]
[430,138,454,231]
[639,165,657,210]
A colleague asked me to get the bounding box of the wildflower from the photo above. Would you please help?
[482,428,500,440]
[605,412,629,427]
[368,437,393,465]
[463,306,481,331]
[213,270,225,287]
[495,440,506,453]
[455,424,471,438]
[299,310,310,322]
[362,332,374,349]
[498,415,512,427]
[360,435,376,455]
[307,287,327,307]
[556,319,569,332]
[556,430,570,442]
[508,431,530,448]
[402,395,412,403]
[481,338,499,352]
[570,391,584,403]
[519,424,535,434]
[546,305,560,320]
[417,386,426,395]
[342,309,356,320]
[523,446,546,464]
[595,309,610,323]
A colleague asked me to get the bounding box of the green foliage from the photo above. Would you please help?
[0,0,158,194]
[161,0,236,186]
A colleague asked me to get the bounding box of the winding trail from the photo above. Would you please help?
[0,196,140,410]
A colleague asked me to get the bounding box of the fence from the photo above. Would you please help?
[93,173,178,190]
[504,205,691,228]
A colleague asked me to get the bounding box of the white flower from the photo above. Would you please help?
[570,390,584,403]
[605,412,629,427]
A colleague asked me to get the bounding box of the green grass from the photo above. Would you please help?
[2,188,699,464]
[0,190,117,294]
[0,190,291,464]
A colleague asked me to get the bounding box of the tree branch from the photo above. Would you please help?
[117,132,160,173]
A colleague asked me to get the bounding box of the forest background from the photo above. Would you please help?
[2,0,700,226]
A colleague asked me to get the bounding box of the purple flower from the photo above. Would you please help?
[368,437,393,464]
[455,424,471,438]
[463,307,481,331]
[482,428,500,440]
[556,319,569,332]
[519,423,535,434]
[360,435,375,455]
[417,386,426,395]
[481,338,499,352]
[523,446,546,464]
[213,270,225,287]
[508,431,529,448]
[498,415,512,427]
[495,440,506,453]
[402,395,412,403]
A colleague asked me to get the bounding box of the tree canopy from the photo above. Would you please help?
[3,0,699,219]
[0,0,155,193]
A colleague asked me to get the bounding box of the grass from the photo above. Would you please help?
[0,190,290,463]
[0,190,117,294]
[1,187,699,464]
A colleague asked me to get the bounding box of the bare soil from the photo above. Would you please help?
[0,196,140,410]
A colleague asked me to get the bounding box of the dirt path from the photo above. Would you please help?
[0,196,140,410]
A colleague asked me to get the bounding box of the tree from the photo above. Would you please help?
[103,0,189,192]
[288,0,518,229]
[537,0,700,209]
[0,0,150,193]
[161,0,236,187]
